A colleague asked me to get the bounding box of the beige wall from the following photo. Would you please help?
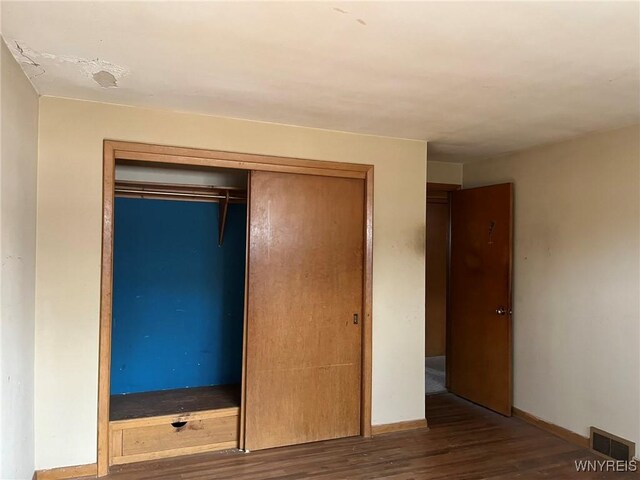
[464,125,640,447]
[427,160,462,185]
[35,96,428,469]
[1,41,39,479]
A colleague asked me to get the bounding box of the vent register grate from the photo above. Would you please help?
[590,427,635,461]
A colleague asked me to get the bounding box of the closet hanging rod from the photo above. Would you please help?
[114,188,246,201]
[114,180,247,203]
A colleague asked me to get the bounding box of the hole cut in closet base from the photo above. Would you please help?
[110,384,241,421]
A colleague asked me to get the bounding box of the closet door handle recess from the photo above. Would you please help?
[171,421,188,429]
[353,314,359,325]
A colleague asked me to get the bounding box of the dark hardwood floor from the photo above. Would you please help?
[93,394,637,479]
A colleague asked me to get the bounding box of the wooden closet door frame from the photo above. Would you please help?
[97,140,374,476]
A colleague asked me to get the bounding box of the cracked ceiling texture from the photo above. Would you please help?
[2,1,639,162]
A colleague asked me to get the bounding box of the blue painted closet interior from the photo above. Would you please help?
[111,197,247,395]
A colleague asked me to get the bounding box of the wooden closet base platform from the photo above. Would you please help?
[108,385,241,466]
[110,384,240,421]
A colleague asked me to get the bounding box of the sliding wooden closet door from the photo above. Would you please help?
[244,171,364,451]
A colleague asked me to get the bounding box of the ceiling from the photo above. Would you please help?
[2,1,639,162]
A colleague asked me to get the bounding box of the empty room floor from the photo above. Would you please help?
[84,394,632,480]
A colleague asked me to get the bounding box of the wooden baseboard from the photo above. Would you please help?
[512,407,589,448]
[372,418,428,435]
[34,463,97,480]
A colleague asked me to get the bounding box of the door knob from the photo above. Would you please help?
[496,306,507,315]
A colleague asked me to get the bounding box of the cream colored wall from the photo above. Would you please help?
[35,96,427,469]
[427,160,462,185]
[464,125,640,447]
[1,41,39,479]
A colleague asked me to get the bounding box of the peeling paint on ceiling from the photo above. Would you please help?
[93,70,118,88]
[8,40,127,86]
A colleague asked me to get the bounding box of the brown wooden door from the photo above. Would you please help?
[244,171,364,450]
[449,183,513,416]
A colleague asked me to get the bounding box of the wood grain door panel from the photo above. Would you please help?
[244,171,364,450]
[449,183,513,416]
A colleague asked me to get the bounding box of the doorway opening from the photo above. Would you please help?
[425,183,459,395]
[111,164,247,404]
[425,182,513,417]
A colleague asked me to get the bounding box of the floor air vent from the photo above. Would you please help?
[590,427,635,461]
